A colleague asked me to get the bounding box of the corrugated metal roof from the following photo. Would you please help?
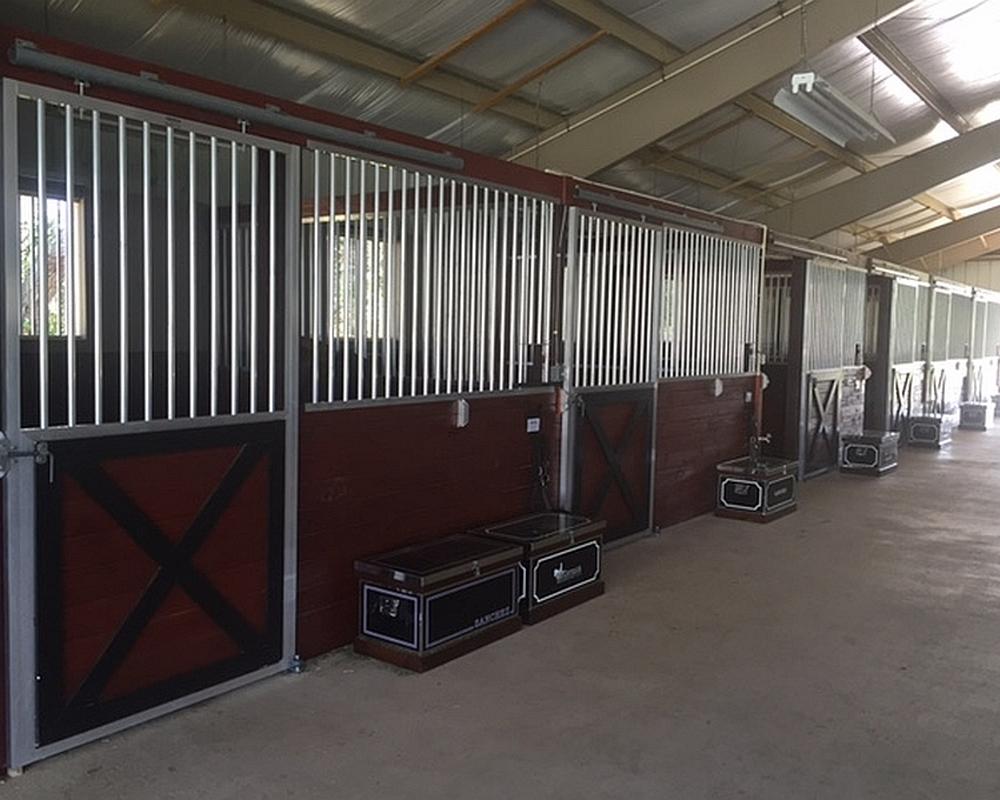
[6,0,1000,258]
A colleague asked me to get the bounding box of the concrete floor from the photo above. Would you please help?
[9,427,1000,799]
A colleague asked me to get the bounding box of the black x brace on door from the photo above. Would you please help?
[35,422,285,744]
[571,388,653,542]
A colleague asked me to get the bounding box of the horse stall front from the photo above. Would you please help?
[1,76,301,768]
[652,220,765,528]
[759,242,867,479]
[559,191,766,535]
[914,280,967,439]
[293,147,567,655]
[962,292,1000,428]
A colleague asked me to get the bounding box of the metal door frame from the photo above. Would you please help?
[1,79,301,769]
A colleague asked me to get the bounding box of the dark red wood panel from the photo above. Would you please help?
[37,424,284,744]
[654,377,756,529]
[761,365,790,459]
[571,389,653,542]
[296,392,559,659]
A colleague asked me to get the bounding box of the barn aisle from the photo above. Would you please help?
[9,429,1000,799]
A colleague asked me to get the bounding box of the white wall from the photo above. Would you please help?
[940,260,1000,292]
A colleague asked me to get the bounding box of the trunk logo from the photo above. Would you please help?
[554,562,583,585]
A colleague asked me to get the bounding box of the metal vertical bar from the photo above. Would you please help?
[635,227,647,383]
[592,217,603,388]
[730,241,739,373]
[372,163,382,400]
[736,243,746,372]
[65,104,77,426]
[446,179,457,394]
[373,163,382,399]
[166,126,176,419]
[92,110,103,424]
[310,151,321,403]
[649,227,659,381]
[230,140,239,414]
[479,189,490,389]
[582,215,594,388]
[704,236,714,376]
[612,222,623,384]
[458,181,468,392]
[559,206,581,511]
[673,229,681,377]
[618,223,637,383]
[634,224,643,383]
[249,145,259,413]
[343,156,352,401]
[396,169,402,397]
[142,121,152,421]
[386,165,395,398]
[508,194,519,390]
[357,160,367,400]
[189,132,198,417]
[542,202,554,382]
[478,190,489,390]
[210,136,219,416]
[525,198,537,385]
[268,149,276,412]
[695,233,704,375]
[573,215,587,389]
[469,184,479,390]
[37,100,49,427]
[498,192,509,392]
[517,198,532,385]
[726,239,735,372]
[435,175,444,394]
[711,237,720,375]
[489,188,499,391]
[620,223,631,384]
[625,224,637,383]
[733,241,742,373]
[683,230,692,377]
[685,231,694,376]
[411,172,420,395]
[422,172,431,395]
[326,151,336,402]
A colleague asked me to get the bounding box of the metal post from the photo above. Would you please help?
[142,121,152,421]
[65,104,76,426]
[93,110,103,424]
[166,126,176,419]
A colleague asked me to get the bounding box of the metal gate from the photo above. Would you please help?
[560,209,660,542]
[1,80,299,767]
[797,260,866,478]
[559,206,763,539]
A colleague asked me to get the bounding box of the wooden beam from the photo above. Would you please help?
[544,1,956,224]
[401,0,535,85]
[870,204,1000,264]
[160,0,565,128]
[759,117,1000,238]
[473,31,606,113]
[859,27,971,133]
[511,0,916,175]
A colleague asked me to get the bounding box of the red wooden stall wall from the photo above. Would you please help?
[654,377,756,529]
[297,391,560,659]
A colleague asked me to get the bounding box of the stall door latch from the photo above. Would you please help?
[0,432,50,481]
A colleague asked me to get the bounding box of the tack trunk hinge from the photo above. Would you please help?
[0,432,50,481]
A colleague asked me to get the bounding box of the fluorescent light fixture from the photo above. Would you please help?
[774,71,896,148]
